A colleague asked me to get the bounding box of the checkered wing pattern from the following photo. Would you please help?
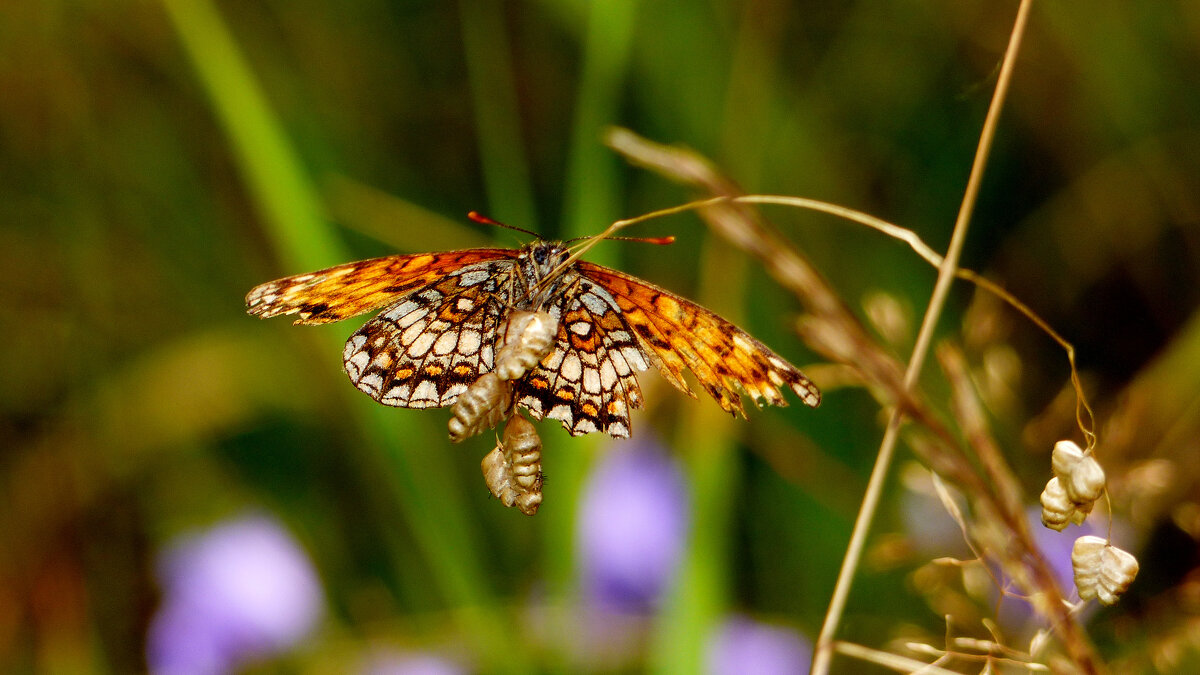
[513,272,650,438]
[245,249,516,325]
[342,258,517,408]
[248,238,820,440]
[577,262,821,415]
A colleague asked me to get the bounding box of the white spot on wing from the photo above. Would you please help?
[369,351,393,370]
[458,269,490,286]
[458,329,481,356]
[433,331,458,355]
[411,379,439,404]
[600,360,617,389]
[542,349,564,370]
[382,384,411,404]
[519,395,543,415]
[401,319,428,345]
[622,346,650,371]
[581,293,608,315]
[358,372,384,395]
[407,332,437,358]
[561,353,582,382]
[396,306,425,329]
[345,349,370,380]
[583,367,601,394]
[609,349,631,376]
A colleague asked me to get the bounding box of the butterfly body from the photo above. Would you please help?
[246,237,819,438]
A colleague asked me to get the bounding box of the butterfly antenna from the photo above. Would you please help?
[527,227,671,303]
[564,234,676,247]
[468,211,540,238]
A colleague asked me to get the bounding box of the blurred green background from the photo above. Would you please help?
[3,1,1199,673]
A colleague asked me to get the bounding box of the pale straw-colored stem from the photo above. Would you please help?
[810,0,1036,672]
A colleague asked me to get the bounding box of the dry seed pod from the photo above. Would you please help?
[480,415,544,516]
[448,372,513,442]
[495,310,558,381]
[1051,440,1106,505]
[481,446,518,506]
[512,487,542,516]
[503,414,543,493]
[1072,535,1139,605]
[1040,477,1074,531]
[502,415,543,515]
[1041,477,1096,531]
[1070,498,1093,526]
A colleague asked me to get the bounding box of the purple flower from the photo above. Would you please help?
[576,437,689,611]
[705,615,812,675]
[147,513,324,674]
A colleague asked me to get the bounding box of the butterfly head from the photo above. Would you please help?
[517,240,572,308]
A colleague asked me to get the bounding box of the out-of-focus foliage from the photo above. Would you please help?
[1,1,1197,673]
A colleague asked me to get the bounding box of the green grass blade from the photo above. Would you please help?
[161,2,528,670]
[458,0,540,230]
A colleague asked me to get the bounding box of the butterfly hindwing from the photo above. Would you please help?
[342,259,513,408]
[513,272,650,438]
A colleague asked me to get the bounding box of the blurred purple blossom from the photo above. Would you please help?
[576,437,689,611]
[147,513,324,675]
[705,615,812,675]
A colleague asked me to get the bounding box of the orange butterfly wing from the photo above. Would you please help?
[577,262,820,416]
[245,249,517,325]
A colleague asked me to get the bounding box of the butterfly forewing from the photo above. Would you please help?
[245,249,516,325]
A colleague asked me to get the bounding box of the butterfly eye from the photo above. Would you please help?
[533,247,548,265]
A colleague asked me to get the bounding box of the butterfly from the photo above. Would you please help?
[245,219,820,438]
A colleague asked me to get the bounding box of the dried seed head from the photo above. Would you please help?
[1051,440,1107,504]
[480,415,543,516]
[481,447,515,505]
[495,310,559,381]
[1051,440,1085,476]
[1069,498,1093,526]
[862,290,911,347]
[513,491,543,516]
[1066,460,1106,505]
[1040,477,1074,531]
[1072,535,1139,605]
[503,414,543,492]
[448,372,513,442]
